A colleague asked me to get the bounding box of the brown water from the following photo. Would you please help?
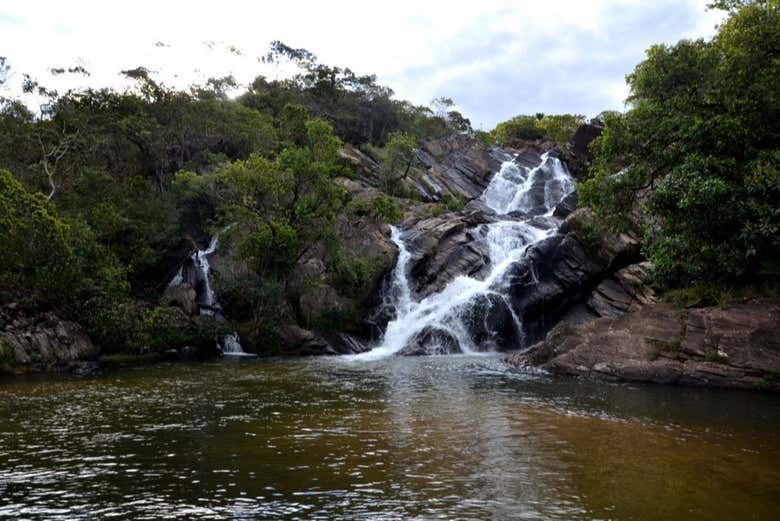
[1,355,779,520]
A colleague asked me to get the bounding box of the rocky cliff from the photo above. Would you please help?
[507,299,780,391]
[0,304,98,373]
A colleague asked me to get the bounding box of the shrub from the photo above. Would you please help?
[370,195,403,223]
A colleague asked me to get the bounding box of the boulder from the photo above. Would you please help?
[282,325,333,355]
[398,327,461,356]
[507,299,780,391]
[586,262,656,318]
[461,293,523,352]
[327,333,372,354]
[553,191,578,219]
[164,283,199,316]
[0,305,98,373]
[569,119,604,163]
[279,325,369,355]
[497,209,643,345]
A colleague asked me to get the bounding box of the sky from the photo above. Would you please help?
[0,0,725,129]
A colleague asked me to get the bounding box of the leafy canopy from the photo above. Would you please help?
[580,1,780,286]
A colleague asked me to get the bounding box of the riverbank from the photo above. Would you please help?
[508,298,780,391]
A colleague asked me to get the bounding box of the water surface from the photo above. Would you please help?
[1,356,779,520]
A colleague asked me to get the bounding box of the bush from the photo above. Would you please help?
[370,195,403,223]
[490,115,545,145]
[87,302,228,355]
[329,249,387,300]
[0,168,129,307]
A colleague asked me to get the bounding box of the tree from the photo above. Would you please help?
[379,131,417,193]
[535,114,586,144]
[187,117,347,278]
[490,115,545,145]
[0,168,128,306]
[580,1,780,286]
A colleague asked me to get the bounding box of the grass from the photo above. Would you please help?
[663,282,780,309]
[646,337,681,361]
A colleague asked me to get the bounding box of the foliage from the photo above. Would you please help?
[0,338,15,373]
[0,40,602,356]
[369,195,403,223]
[378,130,417,193]
[184,117,348,278]
[490,113,586,145]
[0,168,128,307]
[535,114,586,143]
[88,302,228,355]
[580,1,780,287]
[329,248,388,300]
[490,115,545,145]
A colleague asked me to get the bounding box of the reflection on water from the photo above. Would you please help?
[1,356,779,520]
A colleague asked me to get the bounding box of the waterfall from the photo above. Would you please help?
[357,152,575,359]
[168,227,252,357]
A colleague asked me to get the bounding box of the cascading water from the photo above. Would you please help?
[358,152,575,359]
[168,227,251,357]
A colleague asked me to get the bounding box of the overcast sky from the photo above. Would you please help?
[0,0,724,129]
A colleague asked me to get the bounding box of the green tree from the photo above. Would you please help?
[580,1,780,286]
[188,118,348,277]
[490,115,545,145]
[535,114,586,144]
[379,131,416,193]
[0,168,128,307]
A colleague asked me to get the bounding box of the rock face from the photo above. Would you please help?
[560,119,604,178]
[507,299,780,391]
[0,304,98,373]
[505,208,646,342]
[403,209,494,298]
[413,134,505,200]
[569,119,604,163]
[395,202,646,350]
[586,262,656,318]
[281,325,371,355]
[163,283,199,316]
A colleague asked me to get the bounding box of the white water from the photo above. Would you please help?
[358,152,574,359]
[168,227,250,357]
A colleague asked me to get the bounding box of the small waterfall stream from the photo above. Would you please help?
[169,227,251,357]
[359,152,575,359]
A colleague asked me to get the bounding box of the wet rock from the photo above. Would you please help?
[178,345,200,361]
[403,209,494,298]
[398,327,461,356]
[508,299,780,391]
[499,209,643,346]
[327,333,372,354]
[553,191,578,219]
[462,294,523,351]
[282,325,334,355]
[413,134,503,200]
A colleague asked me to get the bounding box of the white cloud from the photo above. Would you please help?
[0,0,725,127]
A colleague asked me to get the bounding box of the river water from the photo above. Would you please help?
[1,357,779,520]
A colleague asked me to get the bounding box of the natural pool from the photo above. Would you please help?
[1,355,779,520]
